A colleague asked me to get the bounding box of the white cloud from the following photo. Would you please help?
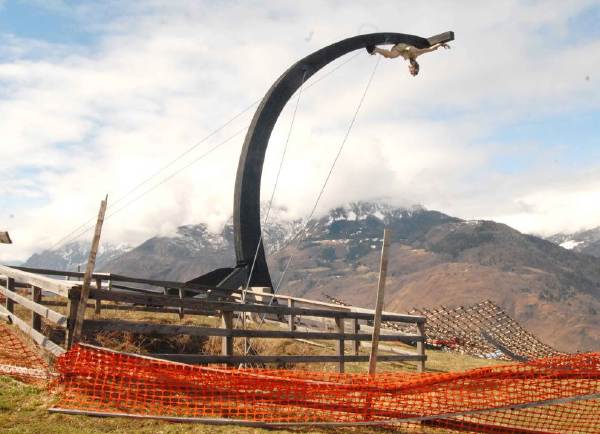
[1,1,599,262]
[493,169,600,236]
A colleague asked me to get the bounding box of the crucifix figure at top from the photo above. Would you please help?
[367,42,450,76]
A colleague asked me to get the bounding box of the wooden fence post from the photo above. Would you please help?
[352,318,360,356]
[71,195,108,345]
[221,311,234,366]
[94,278,102,314]
[31,285,42,332]
[5,277,15,313]
[335,317,345,373]
[417,322,426,372]
[178,288,185,320]
[288,299,295,331]
[368,228,391,375]
[65,289,80,348]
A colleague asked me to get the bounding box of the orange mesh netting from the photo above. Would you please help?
[53,344,600,433]
[0,323,50,384]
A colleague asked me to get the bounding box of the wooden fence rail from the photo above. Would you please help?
[0,272,66,357]
[82,318,423,342]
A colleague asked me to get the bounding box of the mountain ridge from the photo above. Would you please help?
[23,241,132,272]
[21,201,600,352]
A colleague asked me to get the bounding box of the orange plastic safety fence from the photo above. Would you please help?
[54,345,600,433]
[0,323,49,384]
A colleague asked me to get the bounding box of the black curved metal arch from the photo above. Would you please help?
[190,31,454,292]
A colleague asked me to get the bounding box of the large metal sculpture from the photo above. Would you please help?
[189,31,454,293]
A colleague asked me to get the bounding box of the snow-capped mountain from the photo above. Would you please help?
[95,204,308,281]
[300,202,457,261]
[547,227,600,258]
[98,201,427,281]
[23,241,133,271]
[20,203,305,275]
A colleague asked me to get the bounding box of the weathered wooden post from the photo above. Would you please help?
[178,288,185,320]
[368,228,391,375]
[288,299,295,331]
[335,317,345,373]
[31,285,42,332]
[94,278,102,314]
[221,311,234,366]
[0,231,12,315]
[5,277,15,313]
[65,289,79,348]
[70,195,108,347]
[417,322,426,372]
[0,232,11,306]
[352,318,360,356]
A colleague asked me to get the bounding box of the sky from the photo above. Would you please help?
[1,0,599,263]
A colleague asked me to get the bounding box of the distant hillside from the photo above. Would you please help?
[271,205,600,351]
[264,203,600,352]
[547,227,600,258]
[22,201,600,352]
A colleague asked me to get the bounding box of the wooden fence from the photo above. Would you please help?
[0,265,426,372]
[0,265,71,357]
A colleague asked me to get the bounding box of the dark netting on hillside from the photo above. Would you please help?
[408,300,561,360]
[52,344,599,433]
[322,296,561,361]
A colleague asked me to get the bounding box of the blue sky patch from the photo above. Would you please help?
[0,0,96,46]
